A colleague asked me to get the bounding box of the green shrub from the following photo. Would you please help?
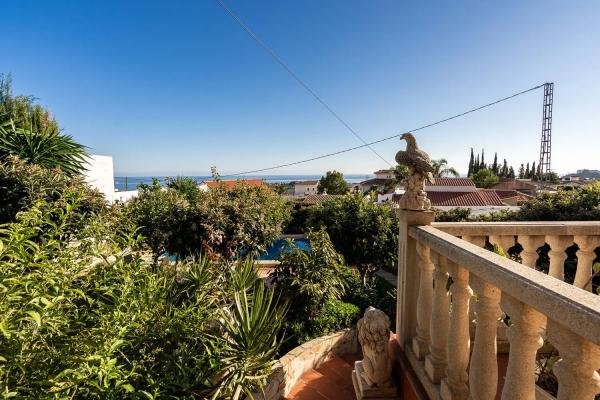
[124,180,291,261]
[311,300,360,337]
[305,194,398,279]
[0,186,286,399]
[0,156,107,226]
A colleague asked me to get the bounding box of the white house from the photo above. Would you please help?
[291,180,319,196]
[373,169,395,179]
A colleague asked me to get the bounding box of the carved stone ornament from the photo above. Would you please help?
[395,132,434,211]
[352,307,399,399]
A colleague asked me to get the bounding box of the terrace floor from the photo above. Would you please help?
[283,353,361,400]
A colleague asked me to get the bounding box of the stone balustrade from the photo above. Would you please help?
[396,212,600,400]
[432,221,600,290]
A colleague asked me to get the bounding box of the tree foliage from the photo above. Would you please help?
[431,158,459,178]
[305,194,398,278]
[0,182,286,399]
[317,170,348,194]
[125,180,291,261]
[472,168,499,188]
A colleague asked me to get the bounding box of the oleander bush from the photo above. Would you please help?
[0,180,287,399]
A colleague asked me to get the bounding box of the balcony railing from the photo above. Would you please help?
[396,211,600,400]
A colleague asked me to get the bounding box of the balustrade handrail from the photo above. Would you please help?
[432,221,600,236]
[409,225,600,346]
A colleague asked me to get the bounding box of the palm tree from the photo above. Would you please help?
[0,118,88,176]
[432,158,459,178]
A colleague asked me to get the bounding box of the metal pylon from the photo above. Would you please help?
[538,82,553,186]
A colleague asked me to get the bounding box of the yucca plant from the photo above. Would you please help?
[208,281,287,400]
[0,118,88,177]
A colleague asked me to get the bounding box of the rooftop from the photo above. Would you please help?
[201,179,265,190]
[427,177,475,187]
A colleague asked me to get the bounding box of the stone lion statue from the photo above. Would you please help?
[357,307,393,388]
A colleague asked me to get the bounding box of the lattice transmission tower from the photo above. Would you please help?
[538,82,554,186]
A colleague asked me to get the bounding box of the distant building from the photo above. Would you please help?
[491,178,538,196]
[199,178,265,192]
[291,180,319,196]
[373,169,395,179]
[359,178,391,193]
[391,176,520,214]
[426,177,475,192]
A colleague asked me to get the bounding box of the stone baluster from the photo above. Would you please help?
[462,235,486,248]
[547,319,600,400]
[573,235,600,291]
[519,235,546,269]
[545,235,573,281]
[468,277,501,400]
[425,252,449,383]
[413,242,434,359]
[500,294,546,400]
[440,261,472,400]
[489,235,514,255]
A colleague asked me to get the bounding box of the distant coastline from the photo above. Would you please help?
[114,174,373,192]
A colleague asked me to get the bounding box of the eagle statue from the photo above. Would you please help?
[394,132,433,210]
[395,133,434,181]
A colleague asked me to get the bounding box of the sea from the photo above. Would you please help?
[114,174,373,192]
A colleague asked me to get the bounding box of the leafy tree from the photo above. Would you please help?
[267,182,290,195]
[472,168,499,188]
[0,156,106,225]
[0,73,59,133]
[125,179,291,261]
[317,170,349,194]
[306,194,398,280]
[166,176,200,202]
[431,158,459,178]
[274,229,346,319]
[0,185,287,399]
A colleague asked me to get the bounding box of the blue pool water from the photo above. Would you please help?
[258,238,310,260]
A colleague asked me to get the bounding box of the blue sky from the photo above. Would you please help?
[2,1,599,176]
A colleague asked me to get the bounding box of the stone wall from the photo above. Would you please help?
[255,329,359,400]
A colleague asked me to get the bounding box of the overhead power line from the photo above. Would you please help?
[215,0,392,167]
[222,84,545,177]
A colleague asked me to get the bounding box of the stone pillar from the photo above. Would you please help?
[412,242,434,359]
[500,294,546,400]
[469,277,501,400]
[547,319,600,400]
[396,209,435,351]
[546,235,573,281]
[519,235,546,269]
[489,235,514,254]
[425,252,449,384]
[440,261,472,400]
[573,235,600,291]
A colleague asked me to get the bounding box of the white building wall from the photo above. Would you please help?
[293,183,318,196]
[84,154,115,203]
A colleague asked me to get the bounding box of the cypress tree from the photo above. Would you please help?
[525,162,530,178]
[492,153,498,174]
[531,161,537,180]
[480,149,485,169]
[518,164,525,179]
[508,166,515,178]
[468,148,474,177]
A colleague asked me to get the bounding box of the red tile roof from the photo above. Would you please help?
[202,179,265,190]
[491,189,533,200]
[360,178,390,186]
[292,180,319,185]
[392,190,504,207]
[428,177,475,187]
[492,179,537,190]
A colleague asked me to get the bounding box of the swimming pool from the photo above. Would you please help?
[258,238,310,260]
